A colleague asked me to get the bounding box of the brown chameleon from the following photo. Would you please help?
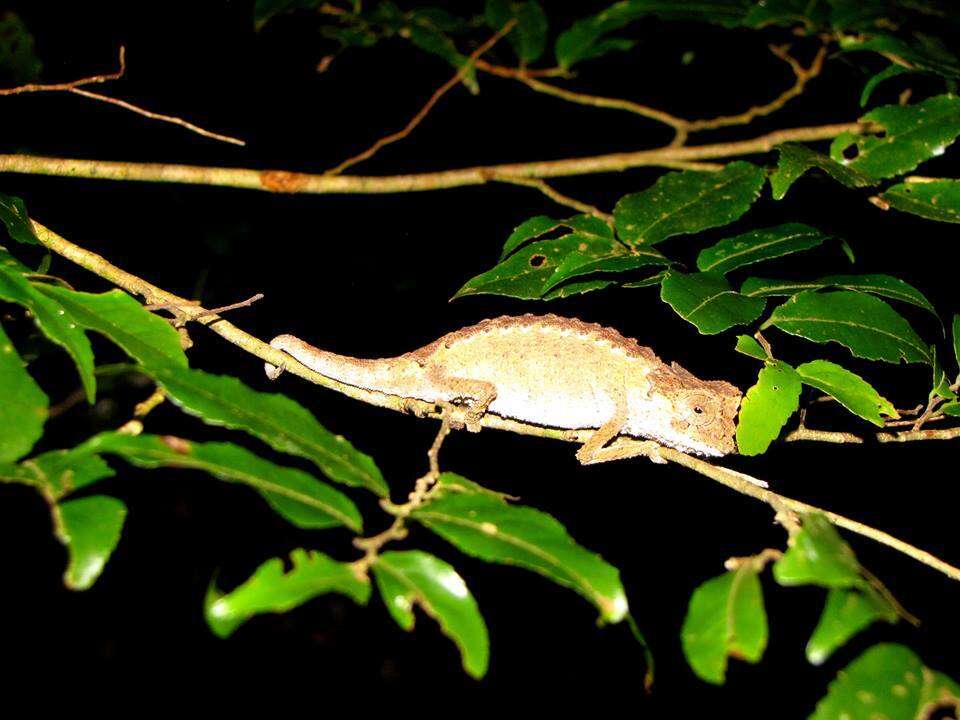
[264,314,742,461]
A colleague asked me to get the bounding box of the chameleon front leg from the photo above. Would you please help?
[576,394,668,465]
[442,377,497,433]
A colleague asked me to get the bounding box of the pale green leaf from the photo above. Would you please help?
[735,360,802,455]
[0,321,48,462]
[373,550,489,679]
[660,271,766,335]
[806,588,897,666]
[205,549,370,638]
[54,495,127,590]
[796,359,898,426]
[735,334,768,361]
[880,179,960,223]
[0,445,114,499]
[774,514,861,587]
[614,162,765,247]
[769,144,875,200]
[696,223,829,274]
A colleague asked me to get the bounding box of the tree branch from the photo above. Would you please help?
[0,121,864,194]
[26,218,960,584]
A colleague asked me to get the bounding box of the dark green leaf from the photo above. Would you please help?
[35,286,187,369]
[0,12,42,82]
[253,0,315,30]
[880,179,960,223]
[0,192,39,245]
[860,64,914,108]
[769,144,875,200]
[660,271,766,335]
[373,550,489,679]
[931,347,956,401]
[0,263,96,401]
[407,24,478,93]
[743,0,829,28]
[740,277,826,297]
[142,364,387,495]
[842,33,960,80]
[485,0,548,63]
[205,549,370,638]
[735,360,802,455]
[763,290,931,364]
[830,95,960,180]
[696,223,829,274]
[681,564,768,685]
[742,274,937,317]
[807,588,897,666]
[615,162,766,247]
[85,433,363,531]
[811,644,960,720]
[953,314,960,370]
[0,321,48,462]
[795,359,898,426]
[735,334,768,361]
[412,478,628,622]
[54,495,127,590]
[499,215,561,260]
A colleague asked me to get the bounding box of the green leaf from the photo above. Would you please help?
[681,564,768,685]
[763,290,931,364]
[0,263,96,402]
[769,144,876,200]
[953,314,960,370]
[806,589,897,666]
[742,274,937,317]
[743,0,829,28]
[373,550,489,679]
[860,64,913,108]
[0,445,114,498]
[407,24,478,94]
[85,433,362,531]
[0,12,42,82]
[34,286,187,369]
[54,495,127,590]
[485,0,548,63]
[811,644,960,720]
[735,334,768,361]
[0,245,32,274]
[795,359,898,426]
[931,347,957,401]
[615,162,766,247]
[740,277,826,297]
[696,223,830,274]
[499,215,562,260]
[774,514,860,587]
[830,95,960,180]
[660,271,766,335]
[0,321,48,462]
[735,360,802,456]
[205,549,370,638]
[412,477,628,623]
[842,33,960,80]
[0,192,40,245]
[880,179,960,223]
[142,364,387,496]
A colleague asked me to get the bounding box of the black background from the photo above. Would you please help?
[0,0,958,712]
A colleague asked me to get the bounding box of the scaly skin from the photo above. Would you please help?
[265,314,742,458]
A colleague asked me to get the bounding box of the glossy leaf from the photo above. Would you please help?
[485,0,548,63]
[681,565,768,685]
[811,644,960,720]
[0,263,96,402]
[830,95,960,180]
[412,477,628,622]
[0,321,48,462]
[660,271,766,335]
[373,550,489,679]
[142,364,387,496]
[0,192,39,245]
[54,495,127,590]
[86,433,362,531]
[735,360,802,455]
[696,224,829,274]
[735,334,767,361]
[880,179,960,223]
[769,144,875,200]
[796,360,898,426]
[615,162,765,247]
[205,549,370,638]
[764,290,931,364]
[806,588,897,666]
[35,286,188,369]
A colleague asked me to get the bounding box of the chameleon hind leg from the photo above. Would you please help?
[442,377,497,433]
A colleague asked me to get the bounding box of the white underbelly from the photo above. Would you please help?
[487,389,616,430]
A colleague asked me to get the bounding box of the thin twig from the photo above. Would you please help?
[0,47,127,95]
[0,121,866,193]
[327,20,517,175]
[496,176,612,221]
[26,218,960,584]
[785,426,863,444]
[877,427,960,443]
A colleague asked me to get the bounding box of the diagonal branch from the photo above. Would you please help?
[25,218,960,584]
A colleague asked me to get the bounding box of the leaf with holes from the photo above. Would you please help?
[615,162,765,247]
[795,360,898,426]
[880,179,960,224]
[0,321,48,463]
[205,549,370,638]
[763,291,931,365]
[373,550,489,679]
[660,271,766,335]
[830,95,960,180]
[54,495,127,591]
[735,360,801,455]
[85,433,362,531]
[696,224,829,275]
[769,144,875,200]
[485,0,548,63]
[681,565,768,685]
[811,644,960,720]
[412,477,628,623]
[807,589,897,666]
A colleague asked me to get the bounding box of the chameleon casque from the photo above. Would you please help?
[264,314,742,461]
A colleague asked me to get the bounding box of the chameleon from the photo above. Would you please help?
[264,314,742,462]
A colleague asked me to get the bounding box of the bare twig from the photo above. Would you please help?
[26,218,960,584]
[495,176,612,221]
[785,426,864,444]
[0,47,127,95]
[877,427,960,443]
[327,20,517,175]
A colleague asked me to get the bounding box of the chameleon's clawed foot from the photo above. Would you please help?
[264,361,285,380]
[464,409,484,433]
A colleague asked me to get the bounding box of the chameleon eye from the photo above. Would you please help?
[693,406,703,414]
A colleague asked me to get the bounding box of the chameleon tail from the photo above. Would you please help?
[264,334,403,391]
